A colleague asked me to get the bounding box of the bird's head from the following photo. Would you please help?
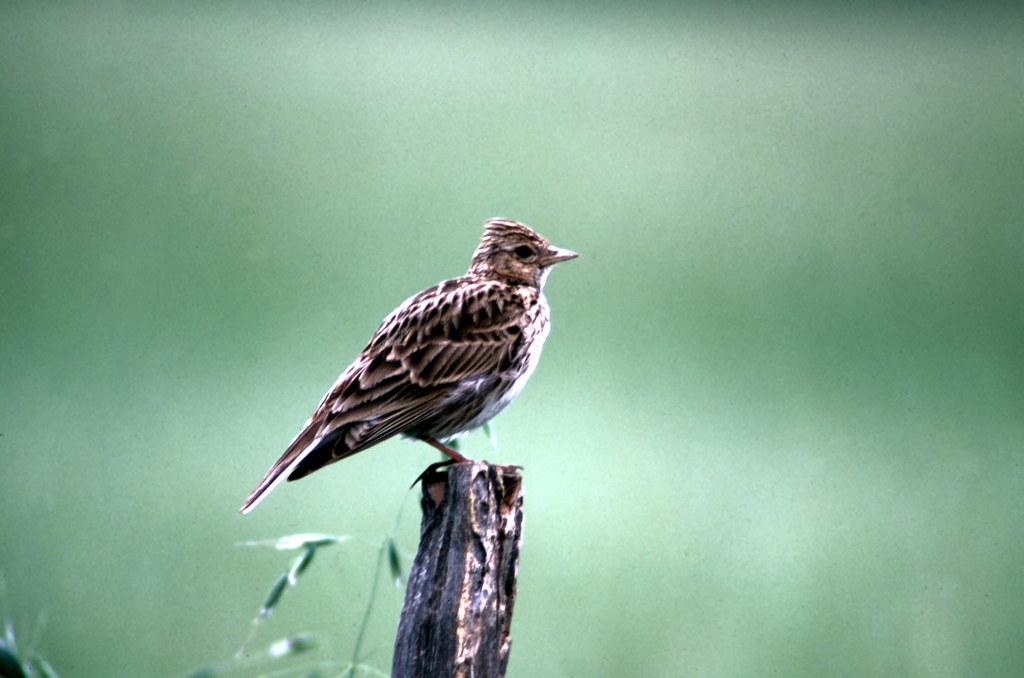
[468,218,577,288]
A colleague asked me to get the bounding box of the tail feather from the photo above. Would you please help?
[239,425,324,514]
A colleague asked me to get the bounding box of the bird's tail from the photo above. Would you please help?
[239,425,323,514]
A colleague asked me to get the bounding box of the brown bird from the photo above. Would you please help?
[240,218,577,513]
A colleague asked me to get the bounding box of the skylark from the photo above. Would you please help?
[240,218,577,513]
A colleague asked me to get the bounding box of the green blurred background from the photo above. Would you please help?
[2,2,1022,676]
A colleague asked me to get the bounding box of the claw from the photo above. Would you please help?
[411,458,460,489]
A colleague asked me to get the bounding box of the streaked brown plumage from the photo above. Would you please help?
[240,218,577,513]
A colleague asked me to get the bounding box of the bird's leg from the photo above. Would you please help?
[411,438,471,489]
[421,436,471,463]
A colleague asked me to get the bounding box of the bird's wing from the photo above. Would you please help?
[239,278,532,513]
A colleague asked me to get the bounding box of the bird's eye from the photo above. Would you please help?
[513,245,535,259]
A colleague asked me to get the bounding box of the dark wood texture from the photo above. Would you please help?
[392,461,524,678]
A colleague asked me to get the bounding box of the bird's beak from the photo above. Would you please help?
[542,246,579,266]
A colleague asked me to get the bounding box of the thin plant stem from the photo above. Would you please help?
[346,494,410,677]
[346,536,388,678]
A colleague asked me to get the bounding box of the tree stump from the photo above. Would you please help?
[392,461,524,678]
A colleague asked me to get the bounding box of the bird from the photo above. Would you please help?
[240,218,577,513]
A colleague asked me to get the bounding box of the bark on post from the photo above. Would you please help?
[392,461,523,678]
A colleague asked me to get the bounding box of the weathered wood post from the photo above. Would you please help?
[392,461,524,678]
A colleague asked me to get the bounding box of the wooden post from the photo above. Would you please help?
[392,461,524,678]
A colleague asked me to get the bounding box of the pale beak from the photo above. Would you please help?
[542,246,579,266]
